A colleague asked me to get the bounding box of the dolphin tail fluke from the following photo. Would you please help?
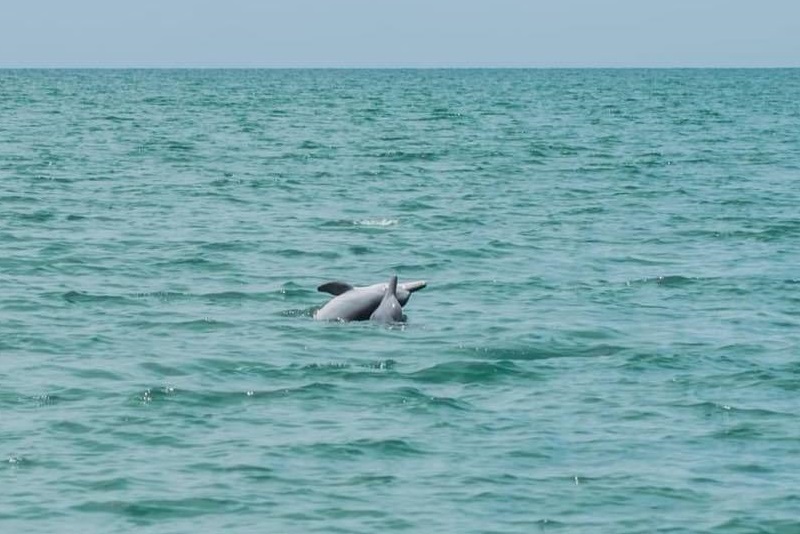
[400,280,426,293]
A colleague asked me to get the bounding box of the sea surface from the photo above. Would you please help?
[1,69,799,533]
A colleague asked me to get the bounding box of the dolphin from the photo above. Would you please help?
[314,277,426,321]
[369,276,403,323]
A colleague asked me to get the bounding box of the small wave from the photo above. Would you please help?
[302,438,423,458]
[141,95,173,105]
[681,223,800,242]
[199,240,252,252]
[165,141,195,152]
[296,360,398,375]
[1,194,42,204]
[388,386,472,411]
[349,245,372,255]
[318,218,399,230]
[209,177,245,187]
[398,199,437,211]
[127,318,235,331]
[757,222,800,242]
[622,352,690,370]
[608,255,667,266]
[173,318,236,331]
[279,307,317,318]
[159,257,232,270]
[710,423,763,440]
[349,438,423,455]
[139,382,340,407]
[377,150,439,162]
[198,290,276,303]
[727,463,774,474]
[273,248,341,260]
[298,139,327,150]
[407,360,524,384]
[625,275,697,288]
[16,210,56,222]
[302,362,350,372]
[138,386,178,404]
[16,388,92,407]
[62,290,137,305]
[278,282,315,299]
[189,462,275,482]
[101,115,135,122]
[70,367,126,381]
[202,290,250,301]
[361,359,397,371]
[467,344,625,361]
[679,401,787,420]
[335,474,398,487]
[73,497,244,519]
[138,362,191,377]
[131,291,187,302]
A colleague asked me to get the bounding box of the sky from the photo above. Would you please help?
[1,0,798,68]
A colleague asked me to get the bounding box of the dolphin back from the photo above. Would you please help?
[314,287,382,321]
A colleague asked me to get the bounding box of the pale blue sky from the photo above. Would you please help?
[1,0,798,67]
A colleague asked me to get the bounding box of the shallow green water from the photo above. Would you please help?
[2,69,799,533]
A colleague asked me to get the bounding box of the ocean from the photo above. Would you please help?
[1,69,799,533]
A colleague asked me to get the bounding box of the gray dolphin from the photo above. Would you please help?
[369,276,403,323]
[314,277,426,321]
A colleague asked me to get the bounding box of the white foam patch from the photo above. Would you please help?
[354,218,399,227]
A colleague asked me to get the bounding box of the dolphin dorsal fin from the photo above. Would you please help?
[384,276,398,297]
[317,281,354,295]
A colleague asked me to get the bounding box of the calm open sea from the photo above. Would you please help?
[1,69,799,533]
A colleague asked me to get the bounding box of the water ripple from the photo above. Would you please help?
[3,69,799,534]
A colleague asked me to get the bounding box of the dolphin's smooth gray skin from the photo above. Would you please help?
[314,278,426,321]
[369,276,403,323]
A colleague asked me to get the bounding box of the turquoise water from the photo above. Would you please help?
[2,69,799,533]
